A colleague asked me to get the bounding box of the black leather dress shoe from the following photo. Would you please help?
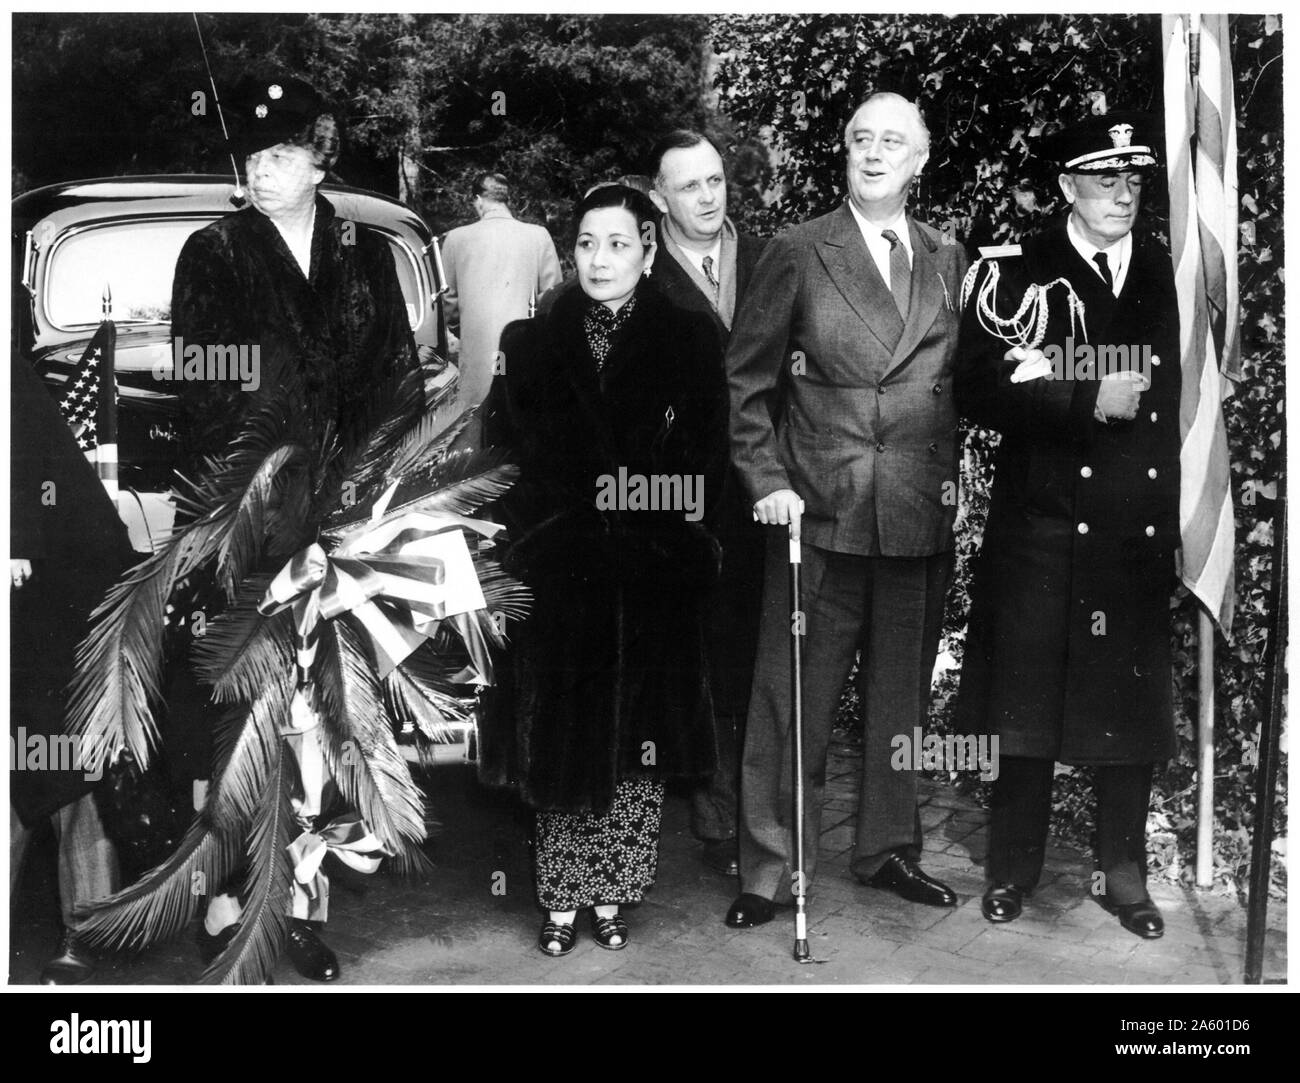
[286,919,341,981]
[701,838,740,877]
[1101,897,1165,940]
[981,883,1028,923]
[725,893,775,928]
[866,853,958,907]
[196,921,239,966]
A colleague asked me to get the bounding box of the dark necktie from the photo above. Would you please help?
[881,228,911,318]
[701,254,720,302]
[1093,251,1114,292]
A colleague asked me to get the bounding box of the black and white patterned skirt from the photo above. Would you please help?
[534,775,666,911]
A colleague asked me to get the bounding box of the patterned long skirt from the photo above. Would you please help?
[534,776,666,911]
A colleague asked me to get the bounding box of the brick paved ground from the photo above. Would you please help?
[9,738,1287,986]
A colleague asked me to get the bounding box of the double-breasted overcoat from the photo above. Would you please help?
[955,217,1181,765]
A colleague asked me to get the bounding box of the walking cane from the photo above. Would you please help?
[789,523,813,963]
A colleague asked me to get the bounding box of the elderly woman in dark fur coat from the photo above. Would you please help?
[482,185,725,956]
[165,75,420,982]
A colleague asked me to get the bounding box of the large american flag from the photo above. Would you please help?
[1162,13,1238,635]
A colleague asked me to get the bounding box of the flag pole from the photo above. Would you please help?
[97,284,119,508]
[1194,610,1214,886]
[1245,445,1285,982]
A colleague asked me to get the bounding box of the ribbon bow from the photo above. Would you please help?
[287,813,388,922]
[278,659,391,922]
[259,511,501,681]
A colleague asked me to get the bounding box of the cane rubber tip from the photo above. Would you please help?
[794,939,812,962]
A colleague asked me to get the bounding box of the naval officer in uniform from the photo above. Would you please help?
[954,112,1180,938]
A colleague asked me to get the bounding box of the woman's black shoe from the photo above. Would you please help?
[592,914,630,950]
[286,919,341,981]
[538,920,576,957]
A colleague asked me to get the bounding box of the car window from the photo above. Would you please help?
[46,219,206,328]
[383,235,423,331]
[45,218,424,332]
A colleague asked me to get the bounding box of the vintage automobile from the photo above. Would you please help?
[12,174,456,549]
[12,174,473,766]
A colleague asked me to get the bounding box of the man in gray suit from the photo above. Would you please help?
[442,173,561,410]
[725,92,969,927]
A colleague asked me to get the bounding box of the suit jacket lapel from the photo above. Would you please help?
[886,218,944,373]
[817,203,903,352]
[653,245,726,339]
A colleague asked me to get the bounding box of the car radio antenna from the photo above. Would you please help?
[192,12,246,207]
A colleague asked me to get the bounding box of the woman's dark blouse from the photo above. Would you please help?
[170,193,418,476]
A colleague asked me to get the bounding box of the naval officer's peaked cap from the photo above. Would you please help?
[1040,111,1158,174]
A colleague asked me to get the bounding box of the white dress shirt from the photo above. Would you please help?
[1067,214,1131,297]
[675,235,723,285]
[847,201,912,290]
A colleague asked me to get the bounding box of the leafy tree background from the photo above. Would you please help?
[12,12,714,246]
[11,12,1283,892]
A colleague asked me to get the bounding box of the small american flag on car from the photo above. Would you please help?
[56,319,116,452]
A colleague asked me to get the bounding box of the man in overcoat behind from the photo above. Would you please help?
[724,92,970,928]
[647,130,766,878]
[441,173,561,412]
[954,112,1180,939]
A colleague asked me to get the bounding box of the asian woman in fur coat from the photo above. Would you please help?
[482,184,725,956]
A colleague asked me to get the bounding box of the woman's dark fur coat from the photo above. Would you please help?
[479,281,726,813]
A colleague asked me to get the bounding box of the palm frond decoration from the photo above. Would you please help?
[214,444,307,596]
[384,833,439,879]
[172,400,306,529]
[206,673,295,834]
[324,446,518,546]
[383,447,519,521]
[314,619,427,853]
[69,370,527,984]
[327,368,425,498]
[191,578,292,704]
[385,397,479,480]
[386,664,472,743]
[73,818,241,954]
[69,411,307,772]
[475,558,532,621]
[200,747,293,986]
[398,633,486,722]
[70,521,230,772]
